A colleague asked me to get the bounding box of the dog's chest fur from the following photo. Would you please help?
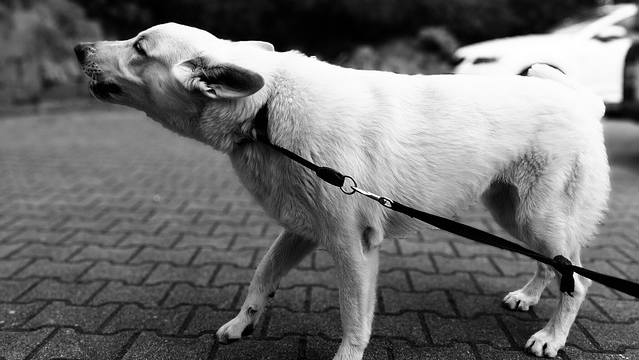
[229,144,325,238]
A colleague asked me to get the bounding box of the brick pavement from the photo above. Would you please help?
[0,107,637,359]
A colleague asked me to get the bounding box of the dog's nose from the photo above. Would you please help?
[74,43,95,63]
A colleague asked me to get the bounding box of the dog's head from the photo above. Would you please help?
[74,23,274,136]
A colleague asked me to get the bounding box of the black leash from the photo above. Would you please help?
[251,104,639,299]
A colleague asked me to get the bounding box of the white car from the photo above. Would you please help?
[454,4,638,104]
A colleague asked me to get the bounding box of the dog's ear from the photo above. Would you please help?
[175,58,265,99]
[237,41,274,52]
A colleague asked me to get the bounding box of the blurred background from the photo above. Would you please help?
[0,0,637,117]
[0,2,637,359]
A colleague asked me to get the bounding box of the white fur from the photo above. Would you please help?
[77,23,610,359]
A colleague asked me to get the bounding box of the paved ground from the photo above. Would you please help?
[0,106,637,360]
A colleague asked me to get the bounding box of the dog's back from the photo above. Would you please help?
[259,53,608,224]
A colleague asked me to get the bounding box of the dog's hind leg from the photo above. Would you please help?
[507,202,588,358]
[327,226,381,360]
[482,181,555,311]
[525,247,591,358]
[522,183,606,357]
[496,150,608,357]
[216,230,316,343]
[503,262,555,311]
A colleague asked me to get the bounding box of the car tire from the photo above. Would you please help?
[622,41,639,120]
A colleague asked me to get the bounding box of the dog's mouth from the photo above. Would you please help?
[89,80,122,100]
[79,62,122,100]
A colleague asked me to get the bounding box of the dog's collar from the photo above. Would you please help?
[251,103,270,143]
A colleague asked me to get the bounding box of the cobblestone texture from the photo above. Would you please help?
[0,107,637,359]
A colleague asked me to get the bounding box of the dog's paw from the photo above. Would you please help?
[525,329,565,358]
[502,290,538,311]
[216,315,255,344]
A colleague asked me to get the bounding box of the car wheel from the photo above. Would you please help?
[622,41,639,119]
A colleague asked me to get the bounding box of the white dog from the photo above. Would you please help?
[75,23,610,359]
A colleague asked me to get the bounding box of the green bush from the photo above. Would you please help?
[0,0,102,104]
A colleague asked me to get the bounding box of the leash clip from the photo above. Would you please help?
[351,186,394,208]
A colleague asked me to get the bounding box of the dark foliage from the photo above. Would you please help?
[0,0,101,104]
[75,0,600,59]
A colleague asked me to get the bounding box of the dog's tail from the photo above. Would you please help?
[527,63,605,118]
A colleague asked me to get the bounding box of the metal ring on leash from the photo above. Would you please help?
[340,176,357,195]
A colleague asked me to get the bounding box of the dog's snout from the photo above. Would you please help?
[74,42,95,63]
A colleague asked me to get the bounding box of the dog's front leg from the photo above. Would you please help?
[216,230,316,343]
[328,229,381,360]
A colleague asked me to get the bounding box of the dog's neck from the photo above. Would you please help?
[196,51,320,153]
[221,59,330,234]
[196,82,275,152]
